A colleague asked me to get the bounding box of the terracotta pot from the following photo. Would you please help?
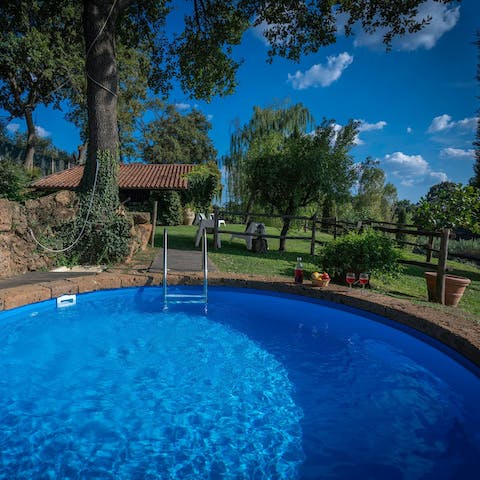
[183,207,195,225]
[424,272,471,307]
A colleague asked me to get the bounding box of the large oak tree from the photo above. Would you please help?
[82,0,458,194]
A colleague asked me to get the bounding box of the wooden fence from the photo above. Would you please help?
[210,207,452,305]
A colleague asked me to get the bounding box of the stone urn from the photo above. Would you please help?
[183,207,195,225]
[424,272,471,307]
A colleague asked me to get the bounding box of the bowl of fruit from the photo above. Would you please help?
[311,271,330,287]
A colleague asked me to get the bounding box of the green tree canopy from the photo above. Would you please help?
[140,102,217,164]
[353,157,398,221]
[0,1,83,168]
[225,102,314,208]
[413,182,480,233]
[183,162,222,212]
[470,31,480,188]
[242,115,358,250]
[81,0,452,183]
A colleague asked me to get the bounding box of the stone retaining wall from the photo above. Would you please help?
[0,193,152,277]
[0,271,478,367]
[0,192,76,278]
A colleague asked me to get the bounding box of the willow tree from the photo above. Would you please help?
[225,103,314,211]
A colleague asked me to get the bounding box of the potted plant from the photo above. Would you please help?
[424,272,471,307]
[413,182,479,306]
[182,204,196,225]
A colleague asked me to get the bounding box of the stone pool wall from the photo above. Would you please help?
[0,271,478,368]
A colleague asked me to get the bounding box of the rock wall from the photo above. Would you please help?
[0,192,76,278]
[0,192,152,278]
[127,211,153,262]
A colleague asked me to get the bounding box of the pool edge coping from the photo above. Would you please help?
[0,270,479,367]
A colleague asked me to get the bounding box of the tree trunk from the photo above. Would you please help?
[81,0,120,196]
[72,143,88,165]
[279,216,291,251]
[23,108,36,170]
[244,193,255,224]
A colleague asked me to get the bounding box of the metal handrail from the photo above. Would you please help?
[163,227,208,307]
[163,227,168,305]
[203,228,208,304]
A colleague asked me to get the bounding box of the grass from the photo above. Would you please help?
[153,224,480,320]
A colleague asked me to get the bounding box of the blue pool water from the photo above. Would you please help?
[0,286,479,479]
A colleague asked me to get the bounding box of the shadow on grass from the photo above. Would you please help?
[155,230,316,260]
[400,262,480,283]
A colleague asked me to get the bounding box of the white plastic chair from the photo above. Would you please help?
[193,213,207,225]
[194,218,222,248]
[230,222,262,250]
[209,213,226,227]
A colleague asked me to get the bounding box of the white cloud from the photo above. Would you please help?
[440,147,475,159]
[427,114,452,133]
[356,120,387,132]
[35,125,50,138]
[349,119,386,145]
[429,171,448,182]
[175,102,191,111]
[287,52,353,89]
[383,151,447,186]
[251,20,271,46]
[6,122,20,134]
[206,114,213,121]
[407,127,413,134]
[427,114,477,133]
[355,0,460,51]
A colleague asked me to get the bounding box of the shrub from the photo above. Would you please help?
[55,200,132,265]
[448,238,480,260]
[319,229,402,280]
[0,159,35,201]
[54,150,131,265]
[151,190,183,225]
[182,162,222,212]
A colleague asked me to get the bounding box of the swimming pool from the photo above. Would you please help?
[0,286,479,479]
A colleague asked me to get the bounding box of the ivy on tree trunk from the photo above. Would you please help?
[81,0,122,196]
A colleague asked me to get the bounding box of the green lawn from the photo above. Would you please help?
[154,224,480,320]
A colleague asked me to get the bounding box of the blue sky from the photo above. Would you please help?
[3,0,479,202]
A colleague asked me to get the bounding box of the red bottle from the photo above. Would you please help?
[294,257,304,284]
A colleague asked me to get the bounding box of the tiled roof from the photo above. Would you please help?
[31,163,195,190]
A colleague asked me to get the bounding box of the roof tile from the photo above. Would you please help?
[32,163,195,190]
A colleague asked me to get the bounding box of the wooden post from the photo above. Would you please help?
[333,216,338,239]
[426,235,434,263]
[435,228,450,305]
[310,214,317,256]
[213,205,219,250]
[150,200,158,247]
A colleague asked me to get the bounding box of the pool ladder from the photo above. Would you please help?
[162,228,208,308]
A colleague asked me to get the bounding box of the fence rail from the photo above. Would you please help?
[211,207,452,305]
